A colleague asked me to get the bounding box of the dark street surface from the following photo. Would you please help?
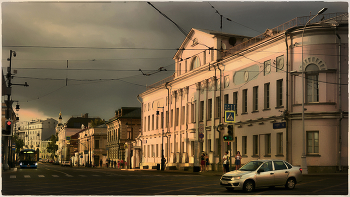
[2,163,348,195]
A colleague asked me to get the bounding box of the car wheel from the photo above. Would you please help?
[243,180,255,192]
[226,187,234,191]
[285,178,296,189]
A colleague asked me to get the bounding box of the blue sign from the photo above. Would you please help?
[224,111,236,123]
[66,136,71,141]
[273,122,286,129]
[224,104,236,111]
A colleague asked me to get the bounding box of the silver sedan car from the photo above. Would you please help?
[220,159,302,192]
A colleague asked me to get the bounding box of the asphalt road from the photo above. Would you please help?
[2,163,348,195]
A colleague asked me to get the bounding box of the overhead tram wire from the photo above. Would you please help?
[147,1,211,50]
[208,2,261,34]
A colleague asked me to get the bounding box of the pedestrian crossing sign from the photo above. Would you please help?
[225,111,236,123]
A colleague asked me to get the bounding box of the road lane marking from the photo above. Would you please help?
[38,175,45,177]
[24,175,30,178]
[52,175,59,177]
[10,175,16,178]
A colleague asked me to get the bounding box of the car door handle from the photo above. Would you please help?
[270,173,274,175]
[285,171,289,173]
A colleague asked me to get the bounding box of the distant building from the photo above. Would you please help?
[55,112,102,163]
[22,118,58,151]
[40,139,51,161]
[106,107,141,168]
[78,124,107,167]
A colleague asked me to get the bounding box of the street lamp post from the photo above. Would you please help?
[157,107,165,171]
[301,7,327,175]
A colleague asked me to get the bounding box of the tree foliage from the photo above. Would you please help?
[12,135,24,154]
[47,133,58,159]
[89,119,105,128]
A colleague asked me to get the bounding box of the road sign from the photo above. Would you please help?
[273,122,286,129]
[224,111,236,123]
[224,104,236,111]
[199,132,204,139]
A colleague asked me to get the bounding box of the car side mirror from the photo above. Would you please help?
[257,168,264,173]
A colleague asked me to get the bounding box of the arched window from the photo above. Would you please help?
[305,63,319,102]
[190,56,200,71]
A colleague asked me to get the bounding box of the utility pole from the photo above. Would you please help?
[4,50,29,169]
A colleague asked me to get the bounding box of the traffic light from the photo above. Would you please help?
[3,119,12,135]
[223,125,234,141]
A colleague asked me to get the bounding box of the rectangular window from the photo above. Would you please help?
[147,145,150,158]
[242,136,247,155]
[307,131,319,154]
[277,133,283,155]
[151,144,154,157]
[191,141,194,156]
[166,111,169,128]
[127,127,132,140]
[233,92,238,115]
[253,135,258,155]
[152,115,154,130]
[171,109,173,127]
[175,108,179,126]
[181,106,185,125]
[265,134,271,156]
[264,83,270,109]
[277,79,283,107]
[215,96,221,118]
[156,114,159,130]
[242,89,248,113]
[95,140,99,149]
[177,63,181,76]
[200,101,204,121]
[156,144,159,157]
[207,99,212,120]
[224,94,229,105]
[185,59,187,73]
[307,75,319,102]
[208,139,212,152]
[143,145,146,157]
[161,112,164,129]
[148,116,150,131]
[253,86,258,111]
[191,102,196,123]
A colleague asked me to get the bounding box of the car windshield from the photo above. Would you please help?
[239,161,263,171]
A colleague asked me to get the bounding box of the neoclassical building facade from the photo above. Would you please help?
[137,13,348,172]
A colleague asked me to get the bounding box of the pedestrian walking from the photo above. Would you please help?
[200,153,205,172]
[222,151,230,173]
[235,151,242,170]
[205,153,209,172]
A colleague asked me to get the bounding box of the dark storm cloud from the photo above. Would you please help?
[2,1,348,122]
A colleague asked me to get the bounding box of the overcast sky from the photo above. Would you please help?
[2,0,348,124]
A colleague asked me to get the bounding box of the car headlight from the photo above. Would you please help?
[233,176,241,180]
[20,162,22,165]
[35,163,37,166]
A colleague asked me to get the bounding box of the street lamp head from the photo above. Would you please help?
[318,8,328,15]
[12,51,16,57]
